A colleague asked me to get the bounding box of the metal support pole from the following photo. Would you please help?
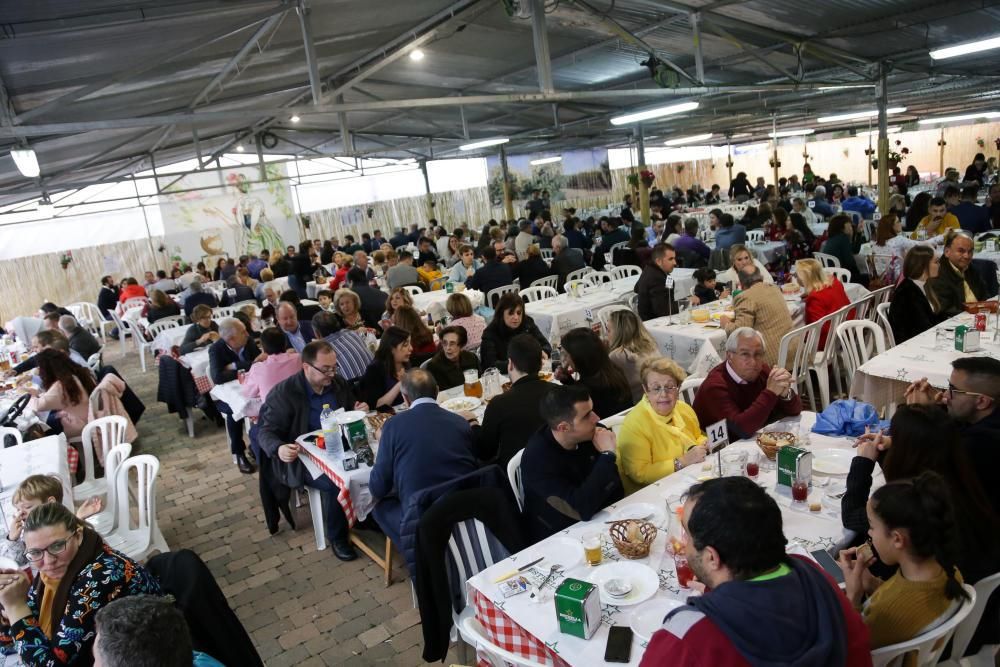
[771,117,779,188]
[336,94,354,154]
[132,176,160,272]
[939,128,946,178]
[499,145,515,221]
[255,132,267,182]
[636,126,650,226]
[419,160,434,220]
[297,1,323,105]
[192,126,203,165]
[726,140,733,186]
[690,12,705,84]
[876,62,889,214]
[529,0,554,93]
[459,101,469,140]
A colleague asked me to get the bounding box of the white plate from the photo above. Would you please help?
[335,410,367,425]
[511,536,584,574]
[611,502,659,522]
[587,562,660,607]
[630,598,684,642]
[811,448,855,476]
[440,396,482,412]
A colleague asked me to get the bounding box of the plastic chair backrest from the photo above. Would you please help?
[872,284,895,306]
[871,584,975,667]
[486,284,517,309]
[610,265,641,280]
[626,293,639,312]
[814,252,842,269]
[446,518,511,613]
[103,442,133,514]
[460,615,547,667]
[584,271,613,287]
[148,316,184,336]
[853,292,879,322]
[777,319,822,394]
[746,229,765,243]
[86,351,102,374]
[565,267,593,284]
[529,275,558,290]
[950,572,1000,659]
[403,285,424,296]
[123,297,148,310]
[679,376,704,405]
[113,454,161,556]
[836,319,887,379]
[875,302,896,348]
[0,426,22,448]
[597,305,631,334]
[518,286,557,303]
[506,449,524,512]
[80,416,130,483]
[540,248,554,260]
[213,306,235,319]
[828,267,852,285]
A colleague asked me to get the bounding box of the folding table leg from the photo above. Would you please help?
[306,487,327,551]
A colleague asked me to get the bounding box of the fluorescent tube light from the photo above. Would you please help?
[10,148,40,178]
[768,129,815,138]
[664,133,714,146]
[859,126,902,137]
[817,107,906,123]
[610,101,699,126]
[930,35,1000,60]
[530,156,562,165]
[917,112,1000,125]
[459,137,510,151]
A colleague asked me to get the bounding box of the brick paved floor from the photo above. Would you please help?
[111,344,465,666]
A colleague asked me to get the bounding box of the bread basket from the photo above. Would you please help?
[962,301,999,314]
[756,431,797,460]
[608,520,657,559]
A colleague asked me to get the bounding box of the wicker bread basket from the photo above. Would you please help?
[608,520,657,559]
[756,431,797,460]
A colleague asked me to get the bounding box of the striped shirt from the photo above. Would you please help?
[323,330,374,381]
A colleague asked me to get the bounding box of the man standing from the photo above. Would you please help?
[720,267,795,368]
[639,477,871,665]
[634,243,678,321]
[369,370,478,546]
[209,318,262,474]
[550,235,586,291]
[693,328,801,440]
[520,385,624,542]
[276,302,315,353]
[258,340,366,560]
[951,186,992,234]
[58,315,101,360]
[839,186,877,220]
[928,231,988,317]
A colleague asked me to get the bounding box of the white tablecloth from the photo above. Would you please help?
[180,349,211,379]
[209,380,261,421]
[466,411,869,666]
[0,435,75,535]
[411,288,484,317]
[526,277,639,341]
[152,323,192,354]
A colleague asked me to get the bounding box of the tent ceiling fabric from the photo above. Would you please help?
[2,0,1000,206]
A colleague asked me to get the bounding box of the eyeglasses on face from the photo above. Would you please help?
[646,384,679,396]
[25,530,79,562]
[307,362,337,376]
[948,383,991,400]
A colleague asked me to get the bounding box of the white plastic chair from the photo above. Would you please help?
[852,292,879,322]
[872,584,975,667]
[814,252,842,269]
[506,449,525,512]
[626,293,639,312]
[212,306,235,320]
[108,310,135,355]
[518,286,557,303]
[746,229,765,244]
[528,275,558,290]
[0,426,22,448]
[875,302,896,348]
[610,265,641,280]
[827,267,852,285]
[597,305,631,335]
[583,271,613,287]
[679,376,704,405]
[944,572,1000,664]
[460,614,547,667]
[539,248,554,260]
[86,350,102,374]
[66,302,108,342]
[74,415,130,500]
[836,320,887,380]
[565,267,593,285]
[403,285,424,297]
[810,304,853,410]
[139,316,184,372]
[872,284,895,306]
[122,297,148,310]
[103,454,170,561]
[486,284,518,309]
[861,219,877,242]
[777,319,823,411]
[85,442,132,537]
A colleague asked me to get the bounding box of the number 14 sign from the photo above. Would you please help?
[707,419,729,453]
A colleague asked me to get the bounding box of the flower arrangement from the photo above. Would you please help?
[59,251,72,270]
[769,157,781,168]
[977,137,986,149]
[300,214,311,229]
[675,164,685,173]
[640,169,655,187]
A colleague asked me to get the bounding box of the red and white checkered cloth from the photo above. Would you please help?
[472,589,569,667]
[192,374,214,395]
[66,444,78,475]
[299,447,358,526]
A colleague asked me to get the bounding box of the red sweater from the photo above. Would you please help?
[692,362,802,440]
[805,278,851,349]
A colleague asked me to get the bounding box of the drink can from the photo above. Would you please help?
[554,578,601,639]
[975,312,987,332]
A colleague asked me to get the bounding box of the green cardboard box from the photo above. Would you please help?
[554,578,601,639]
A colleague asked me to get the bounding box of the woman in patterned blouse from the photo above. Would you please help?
[0,502,162,666]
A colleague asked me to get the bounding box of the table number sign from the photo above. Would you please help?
[706,419,729,453]
[986,239,997,254]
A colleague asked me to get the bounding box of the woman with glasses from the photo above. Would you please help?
[0,502,161,665]
[425,325,479,391]
[616,357,707,494]
[361,326,413,410]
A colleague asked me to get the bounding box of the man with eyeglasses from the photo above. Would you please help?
[209,318,264,474]
[927,230,990,317]
[257,340,369,560]
[693,327,802,441]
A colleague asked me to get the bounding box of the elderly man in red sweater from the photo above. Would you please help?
[692,327,802,440]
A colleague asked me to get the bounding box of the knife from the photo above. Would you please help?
[493,556,544,583]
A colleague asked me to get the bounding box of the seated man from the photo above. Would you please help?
[219,275,255,307]
[928,231,989,317]
[385,253,421,290]
[180,280,218,319]
[839,185,877,219]
[208,318,262,474]
[258,340,367,560]
[466,246,516,295]
[720,266,795,368]
[311,310,372,382]
[473,333,552,468]
[693,328,801,441]
[639,477,871,665]
[520,384,624,542]
[58,315,101,360]
[634,243,678,321]
[276,302,315,353]
[550,235,586,292]
[369,369,478,546]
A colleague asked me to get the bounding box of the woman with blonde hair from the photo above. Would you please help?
[796,258,850,349]
[333,288,365,331]
[617,357,707,494]
[607,309,660,403]
[380,287,413,328]
[268,248,290,278]
[716,244,774,288]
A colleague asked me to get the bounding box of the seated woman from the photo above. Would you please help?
[0,502,161,665]
[796,258,851,350]
[443,293,486,349]
[607,309,660,404]
[391,305,437,366]
[716,244,775,289]
[142,289,180,325]
[480,292,550,372]
[768,207,789,241]
[179,304,219,354]
[425,325,480,390]
[333,288,366,332]
[821,213,866,284]
[872,214,919,271]
[617,357,707,494]
[447,245,482,284]
[556,327,633,419]
[888,246,943,344]
[361,326,412,410]
[380,287,413,330]
[27,348,96,442]
[839,471,970,653]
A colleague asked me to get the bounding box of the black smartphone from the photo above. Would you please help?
[811,549,845,585]
[604,625,633,663]
[300,433,318,444]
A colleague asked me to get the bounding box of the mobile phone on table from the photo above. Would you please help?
[604,625,633,663]
[811,549,845,585]
[300,433,318,444]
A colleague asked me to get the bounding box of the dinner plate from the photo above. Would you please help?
[587,562,660,607]
[811,448,854,476]
[630,598,684,642]
[611,502,659,523]
[335,410,367,425]
[440,396,482,412]
[512,535,584,573]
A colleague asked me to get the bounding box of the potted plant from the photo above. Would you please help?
[640,169,655,187]
[59,251,72,270]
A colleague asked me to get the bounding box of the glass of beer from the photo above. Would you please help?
[463,369,482,398]
[582,531,603,566]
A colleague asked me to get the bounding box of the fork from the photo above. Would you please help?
[529,565,560,599]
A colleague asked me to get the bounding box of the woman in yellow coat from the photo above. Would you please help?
[617,357,708,495]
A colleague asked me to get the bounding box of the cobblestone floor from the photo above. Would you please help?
[111,343,464,666]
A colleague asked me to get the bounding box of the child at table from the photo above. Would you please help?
[690,267,729,305]
[316,289,335,312]
[838,471,968,657]
[0,475,101,567]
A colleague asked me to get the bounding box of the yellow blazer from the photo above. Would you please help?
[617,396,707,495]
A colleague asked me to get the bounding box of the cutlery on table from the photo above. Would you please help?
[493,556,544,583]
[530,565,560,599]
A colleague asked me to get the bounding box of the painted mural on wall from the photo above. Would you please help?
[157,164,296,264]
[485,149,611,207]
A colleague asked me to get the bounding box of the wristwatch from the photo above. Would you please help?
[674,457,684,471]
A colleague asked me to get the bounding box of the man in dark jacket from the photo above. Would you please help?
[58,315,101,360]
[550,235,586,291]
[181,281,218,320]
[474,334,552,468]
[634,243,678,321]
[520,384,624,542]
[346,267,389,329]
[928,231,989,317]
[219,275,256,307]
[276,302,315,353]
[466,246,516,295]
[97,276,118,320]
[257,340,367,561]
[209,318,262,474]
[593,217,629,269]
[389,228,410,248]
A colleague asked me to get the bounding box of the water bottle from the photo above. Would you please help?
[320,404,344,459]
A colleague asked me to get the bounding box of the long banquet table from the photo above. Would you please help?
[466,411,873,666]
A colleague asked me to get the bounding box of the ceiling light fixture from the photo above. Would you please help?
[817,107,906,123]
[917,111,1000,125]
[290,115,300,123]
[735,142,769,151]
[459,137,509,151]
[930,35,1000,60]
[768,129,815,138]
[10,148,40,178]
[235,143,245,152]
[663,133,714,146]
[37,192,53,217]
[530,156,562,165]
[610,101,699,126]
[859,126,902,137]
[409,49,425,62]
